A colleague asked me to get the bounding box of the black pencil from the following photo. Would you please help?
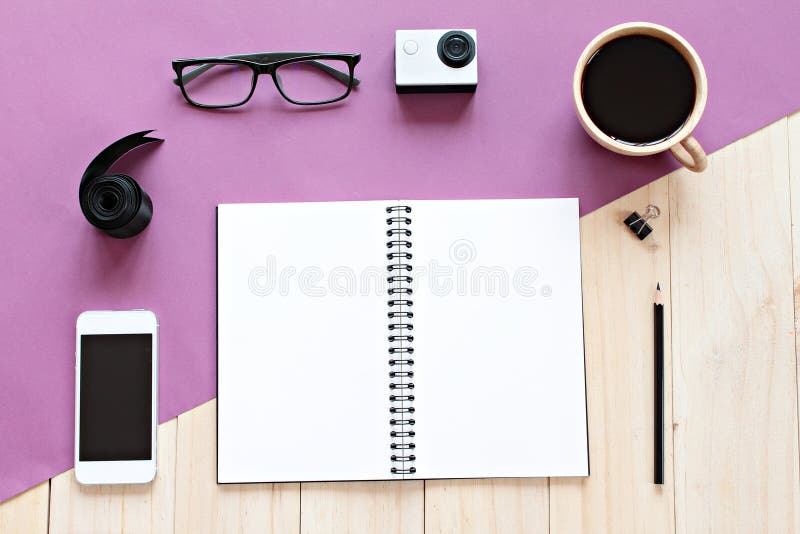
[654,283,664,485]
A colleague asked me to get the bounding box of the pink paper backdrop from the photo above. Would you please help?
[0,0,798,502]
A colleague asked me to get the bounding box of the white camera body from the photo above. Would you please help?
[395,29,478,93]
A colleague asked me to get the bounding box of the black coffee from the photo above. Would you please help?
[581,35,696,145]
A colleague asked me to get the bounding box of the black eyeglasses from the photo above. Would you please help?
[172,52,361,108]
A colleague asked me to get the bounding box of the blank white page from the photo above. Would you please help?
[409,198,588,479]
[217,202,390,482]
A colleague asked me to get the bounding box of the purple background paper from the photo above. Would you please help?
[0,0,798,502]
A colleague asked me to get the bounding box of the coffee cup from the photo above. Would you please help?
[573,22,708,172]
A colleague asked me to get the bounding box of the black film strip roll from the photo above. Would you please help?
[79,130,163,238]
[386,205,416,476]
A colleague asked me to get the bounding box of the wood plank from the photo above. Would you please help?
[791,111,800,483]
[670,117,800,533]
[173,399,300,534]
[425,478,548,534]
[48,418,177,534]
[300,481,423,534]
[0,482,49,534]
[549,176,674,533]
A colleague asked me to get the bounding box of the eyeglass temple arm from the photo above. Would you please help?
[173,53,361,87]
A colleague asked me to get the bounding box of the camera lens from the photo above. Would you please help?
[437,31,476,68]
[445,36,468,58]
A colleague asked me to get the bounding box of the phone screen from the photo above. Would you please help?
[79,334,153,461]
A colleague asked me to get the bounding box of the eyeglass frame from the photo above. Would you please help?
[171,52,362,108]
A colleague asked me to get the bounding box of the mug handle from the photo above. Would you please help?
[669,135,707,172]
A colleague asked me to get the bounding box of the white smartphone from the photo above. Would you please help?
[75,310,158,484]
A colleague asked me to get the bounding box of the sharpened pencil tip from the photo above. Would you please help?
[654,283,664,305]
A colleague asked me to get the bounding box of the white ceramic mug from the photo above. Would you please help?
[573,22,708,172]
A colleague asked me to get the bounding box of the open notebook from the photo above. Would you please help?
[217,199,588,482]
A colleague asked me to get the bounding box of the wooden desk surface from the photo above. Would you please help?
[3,113,799,534]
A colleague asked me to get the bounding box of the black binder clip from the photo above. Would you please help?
[624,204,660,240]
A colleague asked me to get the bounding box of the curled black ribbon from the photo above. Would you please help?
[79,130,163,238]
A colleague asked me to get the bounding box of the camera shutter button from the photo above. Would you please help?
[403,40,419,55]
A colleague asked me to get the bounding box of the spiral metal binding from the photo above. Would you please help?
[386,205,416,476]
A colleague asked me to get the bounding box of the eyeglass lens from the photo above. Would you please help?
[181,63,255,107]
[274,59,352,104]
